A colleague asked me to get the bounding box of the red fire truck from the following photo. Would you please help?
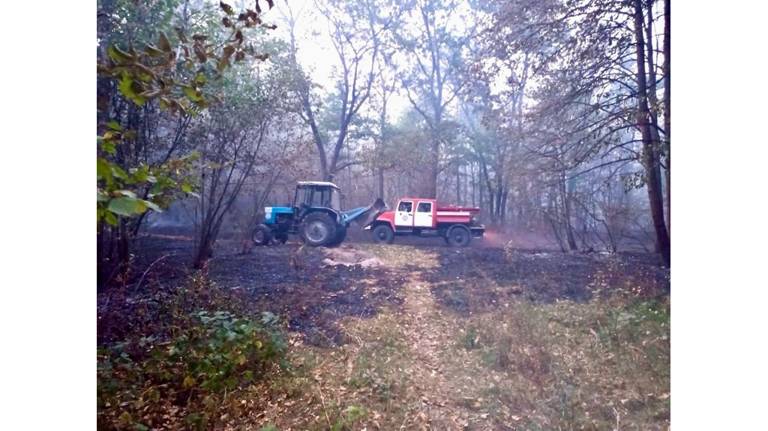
[366,197,485,246]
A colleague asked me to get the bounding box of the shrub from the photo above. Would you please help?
[98,308,285,430]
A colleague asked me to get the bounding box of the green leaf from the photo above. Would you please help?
[107,121,123,131]
[97,190,110,202]
[107,197,147,216]
[111,165,130,182]
[117,73,146,106]
[97,158,114,185]
[116,190,137,198]
[101,140,116,155]
[141,199,163,212]
[107,45,132,63]
[117,74,134,99]
[132,165,148,182]
[194,72,207,85]
[182,86,203,102]
[104,210,118,226]
[181,182,193,193]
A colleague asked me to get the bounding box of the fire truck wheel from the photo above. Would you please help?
[252,224,273,246]
[300,212,337,247]
[372,224,394,244]
[446,225,472,247]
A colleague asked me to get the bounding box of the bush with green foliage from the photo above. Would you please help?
[97,272,286,429]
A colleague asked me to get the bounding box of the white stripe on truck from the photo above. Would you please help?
[436,211,471,216]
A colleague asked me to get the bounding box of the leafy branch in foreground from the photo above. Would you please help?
[97,1,276,224]
[97,119,199,226]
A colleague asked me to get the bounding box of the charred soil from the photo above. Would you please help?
[98,232,670,430]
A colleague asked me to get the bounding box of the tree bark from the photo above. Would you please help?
[644,0,668,237]
[663,0,671,235]
[633,0,670,266]
[560,171,578,251]
[377,167,385,199]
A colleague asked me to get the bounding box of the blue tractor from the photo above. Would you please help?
[252,181,386,247]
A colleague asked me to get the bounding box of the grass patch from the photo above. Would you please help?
[345,314,409,404]
[458,296,670,429]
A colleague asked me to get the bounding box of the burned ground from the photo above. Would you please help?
[426,247,669,314]
[99,231,670,430]
[107,233,408,348]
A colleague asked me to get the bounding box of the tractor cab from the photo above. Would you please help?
[293,181,342,214]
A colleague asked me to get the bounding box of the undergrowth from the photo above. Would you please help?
[97,271,287,430]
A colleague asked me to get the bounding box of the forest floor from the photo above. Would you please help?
[100,233,670,430]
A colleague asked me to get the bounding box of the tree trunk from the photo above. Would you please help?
[471,163,476,207]
[644,0,667,236]
[377,167,385,199]
[500,189,508,226]
[644,0,663,149]
[193,229,214,269]
[456,166,461,204]
[633,0,671,266]
[476,164,483,213]
[663,0,671,235]
[560,172,578,251]
[426,134,439,198]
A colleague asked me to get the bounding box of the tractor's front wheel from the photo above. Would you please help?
[252,224,273,246]
[300,212,337,247]
[372,224,394,244]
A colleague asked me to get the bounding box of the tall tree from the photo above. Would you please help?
[284,0,396,181]
[663,0,671,233]
[396,0,469,198]
[632,0,670,264]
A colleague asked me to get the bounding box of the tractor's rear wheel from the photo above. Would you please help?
[372,224,394,244]
[327,225,347,247]
[300,212,337,247]
[252,224,273,246]
[446,225,471,247]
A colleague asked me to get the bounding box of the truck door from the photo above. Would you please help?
[414,201,434,228]
[395,200,414,227]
